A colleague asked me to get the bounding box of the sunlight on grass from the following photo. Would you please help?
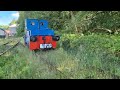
[0,35,120,79]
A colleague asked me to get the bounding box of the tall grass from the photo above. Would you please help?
[0,34,120,79]
[60,34,120,78]
[0,46,62,79]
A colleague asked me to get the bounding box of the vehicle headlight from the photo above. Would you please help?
[30,36,37,42]
[52,36,60,41]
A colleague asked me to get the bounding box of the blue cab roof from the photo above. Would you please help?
[25,19,54,36]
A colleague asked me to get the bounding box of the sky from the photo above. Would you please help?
[0,11,19,25]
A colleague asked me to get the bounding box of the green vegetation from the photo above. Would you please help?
[1,11,120,79]
[0,34,120,79]
[9,19,17,26]
[0,25,9,30]
[17,11,120,36]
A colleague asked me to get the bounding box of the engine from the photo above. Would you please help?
[24,19,60,50]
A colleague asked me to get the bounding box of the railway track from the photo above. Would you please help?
[31,49,120,79]
[36,52,120,79]
[17,42,72,79]
[0,40,12,46]
[0,39,20,56]
[34,53,74,79]
[1,38,120,79]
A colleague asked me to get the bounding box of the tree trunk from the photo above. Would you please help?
[70,11,78,33]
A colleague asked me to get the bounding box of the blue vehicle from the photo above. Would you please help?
[24,19,60,50]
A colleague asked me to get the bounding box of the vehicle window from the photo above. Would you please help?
[40,22,44,26]
[31,22,35,25]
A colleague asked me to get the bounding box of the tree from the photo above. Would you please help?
[0,25,9,30]
[9,18,17,25]
[16,11,120,36]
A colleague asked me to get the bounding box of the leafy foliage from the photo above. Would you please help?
[0,25,9,30]
[9,19,17,25]
[16,11,120,36]
[1,11,120,79]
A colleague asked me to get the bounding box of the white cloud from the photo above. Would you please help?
[11,12,19,18]
[0,17,12,25]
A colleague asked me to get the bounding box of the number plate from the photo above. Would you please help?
[40,44,52,48]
